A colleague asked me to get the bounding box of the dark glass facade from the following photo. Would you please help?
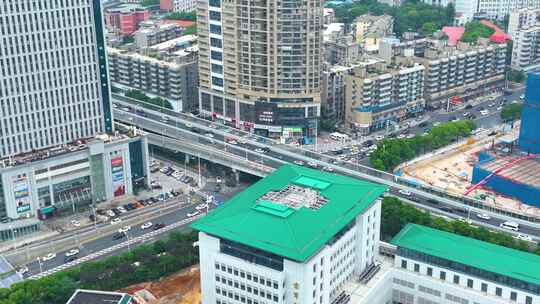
[220,238,284,271]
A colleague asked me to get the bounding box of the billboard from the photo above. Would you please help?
[255,101,278,125]
[12,175,31,213]
[111,155,125,197]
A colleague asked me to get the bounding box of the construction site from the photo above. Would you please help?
[401,72,540,216]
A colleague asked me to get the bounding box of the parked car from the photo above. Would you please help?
[141,222,153,230]
[153,223,166,230]
[65,249,79,257]
[187,211,200,217]
[111,218,122,225]
[64,255,78,263]
[41,253,56,262]
[112,232,125,240]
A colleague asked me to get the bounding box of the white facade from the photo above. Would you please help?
[198,201,381,304]
[172,0,197,12]
[423,0,540,22]
[358,253,540,304]
[508,8,540,37]
[0,0,113,158]
[511,26,540,71]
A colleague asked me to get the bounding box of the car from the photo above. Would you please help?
[111,208,121,216]
[196,203,209,211]
[160,116,169,122]
[111,218,122,225]
[397,134,406,139]
[433,122,441,127]
[480,110,489,116]
[488,103,496,108]
[187,211,200,217]
[406,134,415,139]
[112,232,125,240]
[514,233,532,242]
[262,147,271,153]
[254,148,265,153]
[64,255,78,263]
[307,161,319,168]
[216,176,223,183]
[118,225,131,233]
[520,94,525,100]
[41,253,56,262]
[206,133,215,138]
[71,220,81,227]
[17,266,29,275]
[107,210,116,218]
[398,189,412,196]
[153,223,166,230]
[206,195,215,204]
[65,249,79,257]
[496,106,503,111]
[375,135,385,141]
[117,206,127,213]
[185,123,193,128]
[476,213,491,220]
[500,221,520,231]
[141,222,153,230]
[294,160,304,166]
[229,140,238,145]
[463,112,470,117]
[159,167,169,173]
[323,166,334,172]
[464,104,473,109]
[122,106,131,112]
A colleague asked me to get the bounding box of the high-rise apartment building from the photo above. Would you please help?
[192,165,387,304]
[197,0,322,141]
[0,0,149,238]
[345,62,425,134]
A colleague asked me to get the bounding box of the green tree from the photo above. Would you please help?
[166,11,197,21]
[507,69,525,83]
[141,0,159,7]
[422,22,438,35]
[183,25,197,35]
[460,21,495,43]
[500,103,523,121]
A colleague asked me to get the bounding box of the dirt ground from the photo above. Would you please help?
[120,266,201,304]
[403,125,540,217]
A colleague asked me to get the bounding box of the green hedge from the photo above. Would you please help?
[381,197,536,253]
[0,231,198,304]
[370,120,475,171]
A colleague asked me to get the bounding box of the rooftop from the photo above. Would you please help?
[477,152,540,188]
[66,289,132,304]
[392,224,540,286]
[191,165,386,262]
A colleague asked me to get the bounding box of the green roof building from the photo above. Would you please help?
[192,164,386,304]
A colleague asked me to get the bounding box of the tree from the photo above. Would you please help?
[141,0,159,7]
[507,69,525,83]
[460,21,495,43]
[500,103,523,121]
[183,25,197,36]
[166,11,197,21]
[422,22,438,35]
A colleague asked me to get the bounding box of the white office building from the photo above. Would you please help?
[0,0,149,239]
[357,224,540,304]
[422,0,540,22]
[192,165,387,304]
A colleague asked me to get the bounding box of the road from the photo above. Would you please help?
[110,93,540,242]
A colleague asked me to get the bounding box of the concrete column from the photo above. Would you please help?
[233,169,240,183]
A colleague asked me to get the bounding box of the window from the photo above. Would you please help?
[210,24,222,35]
[211,51,223,61]
[401,260,407,269]
[481,283,487,292]
[209,11,221,21]
[467,279,473,288]
[427,267,433,276]
[212,77,223,87]
[440,271,446,280]
[209,0,221,7]
[414,264,420,272]
[510,291,517,301]
[453,275,460,284]
[496,287,502,296]
[210,38,222,48]
[526,296,532,304]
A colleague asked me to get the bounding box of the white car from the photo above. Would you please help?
[397,134,406,139]
[254,148,265,153]
[141,222,153,230]
[323,166,334,172]
[406,134,415,139]
[514,233,533,242]
[160,116,169,122]
[294,160,304,166]
[185,123,193,128]
[216,176,223,183]
[196,203,209,211]
[206,133,215,138]
[433,122,441,127]
[206,195,215,204]
[41,253,56,262]
[118,225,131,233]
[65,249,79,257]
[480,110,489,116]
[172,171,182,178]
[17,266,29,275]
[107,210,116,218]
[117,206,127,213]
[520,94,525,100]
[111,218,122,225]
[398,189,412,196]
[71,220,81,227]
[187,211,200,217]
[476,213,491,220]
[375,135,384,141]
